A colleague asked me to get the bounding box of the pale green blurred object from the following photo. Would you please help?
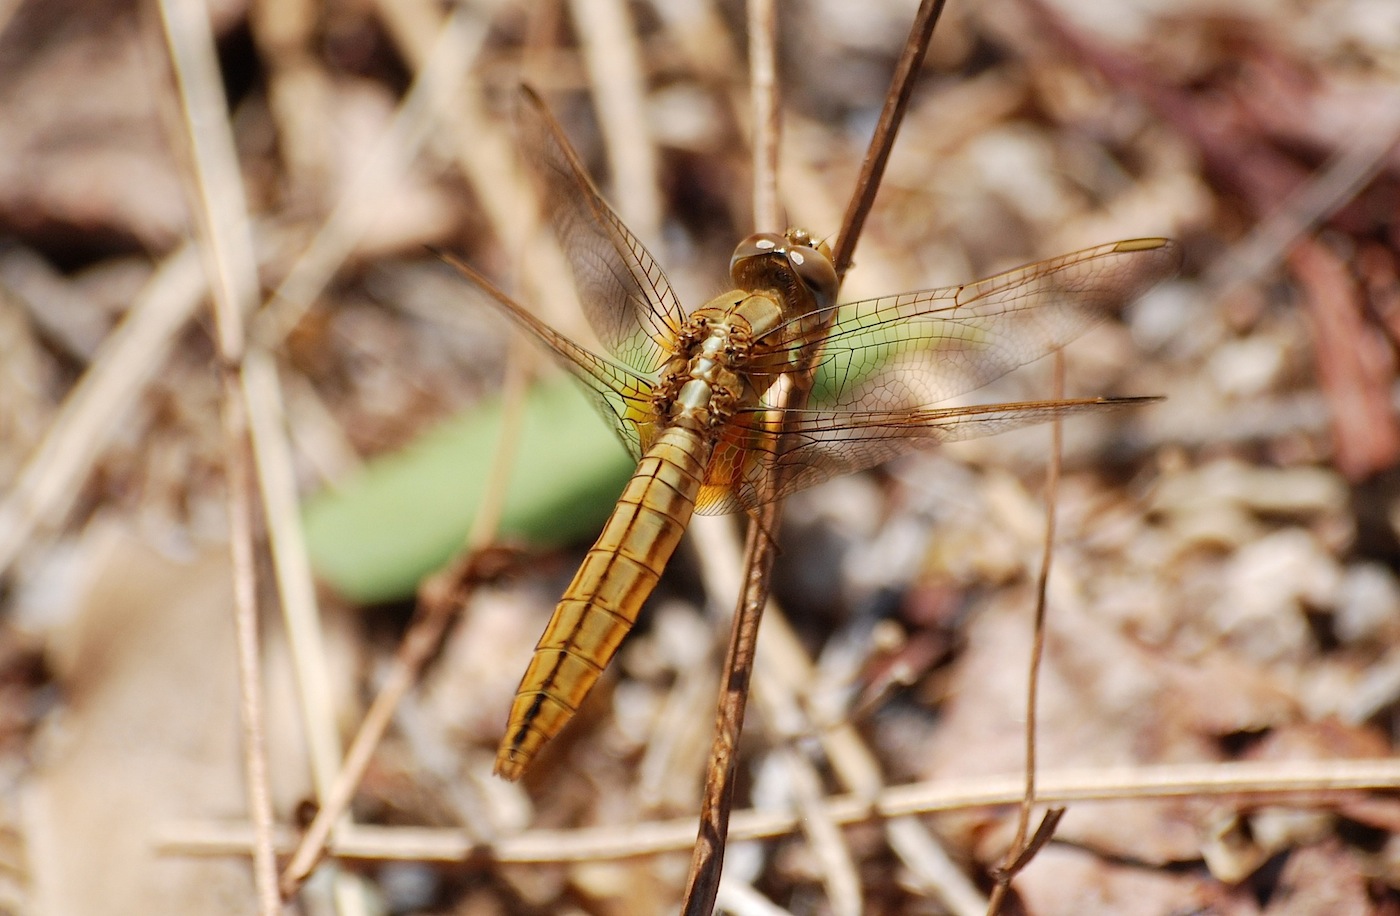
[303,377,634,604]
[302,311,916,604]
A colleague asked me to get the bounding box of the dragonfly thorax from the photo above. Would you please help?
[652,307,758,433]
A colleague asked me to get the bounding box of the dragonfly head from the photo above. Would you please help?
[730,230,838,314]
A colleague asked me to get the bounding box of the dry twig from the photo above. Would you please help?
[986,353,1065,914]
[155,0,276,910]
[679,3,784,910]
[684,2,949,909]
[163,756,1400,864]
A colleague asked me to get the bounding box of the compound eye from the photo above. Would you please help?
[786,245,839,310]
[730,232,787,270]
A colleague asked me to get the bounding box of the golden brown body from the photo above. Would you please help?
[494,424,710,778]
[494,271,833,780]
[457,90,1180,781]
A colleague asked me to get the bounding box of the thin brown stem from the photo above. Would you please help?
[164,756,1400,865]
[223,371,281,916]
[269,6,530,894]
[685,517,987,914]
[156,0,277,908]
[679,2,786,910]
[683,3,948,910]
[987,352,1065,915]
[832,0,947,280]
[748,0,780,231]
[991,808,1066,883]
[681,504,783,914]
[257,2,482,347]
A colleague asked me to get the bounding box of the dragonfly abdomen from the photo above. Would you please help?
[494,424,713,779]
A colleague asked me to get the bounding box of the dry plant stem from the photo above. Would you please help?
[831,0,947,278]
[680,4,787,911]
[278,338,531,897]
[247,349,374,915]
[743,16,865,908]
[0,245,205,576]
[570,0,662,237]
[748,0,780,231]
[1016,0,1400,306]
[269,6,561,884]
[222,376,281,916]
[376,0,516,243]
[250,0,330,201]
[247,352,374,916]
[276,608,446,895]
[687,517,986,916]
[682,502,785,915]
[276,562,472,895]
[245,351,344,799]
[377,0,580,327]
[1290,237,1400,479]
[1202,105,1400,302]
[167,756,1400,864]
[684,2,948,908]
[267,8,520,890]
[993,808,1065,881]
[986,353,1065,915]
[773,740,863,915]
[886,819,987,916]
[156,0,278,909]
[465,341,533,550]
[164,3,482,911]
[744,609,861,911]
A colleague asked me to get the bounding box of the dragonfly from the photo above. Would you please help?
[447,88,1180,781]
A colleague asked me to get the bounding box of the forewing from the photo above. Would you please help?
[518,86,687,375]
[441,253,656,461]
[754,238,1180,413]
[695,238,1179,514]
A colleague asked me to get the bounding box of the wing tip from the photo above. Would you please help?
[1111,237,1184,273]
[1097,394,1165,406]
[1112,237,1172,253]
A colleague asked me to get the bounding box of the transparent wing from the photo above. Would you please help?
[694,397,1156,514]
[752,238,1181,413]
[440,253,656,461]
[518,86,687,376]
[693,239,1180,513]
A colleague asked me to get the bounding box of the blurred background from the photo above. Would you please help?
[0,0,1398,913]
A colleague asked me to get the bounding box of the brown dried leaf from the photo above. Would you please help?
[0,5,189,250]
[27,525,254,914]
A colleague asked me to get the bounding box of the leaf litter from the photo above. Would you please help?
[1,0,1399,912]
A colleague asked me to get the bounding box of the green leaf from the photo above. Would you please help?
[303,377,634,604]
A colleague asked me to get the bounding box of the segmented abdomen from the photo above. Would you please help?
[494,425,712,780]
